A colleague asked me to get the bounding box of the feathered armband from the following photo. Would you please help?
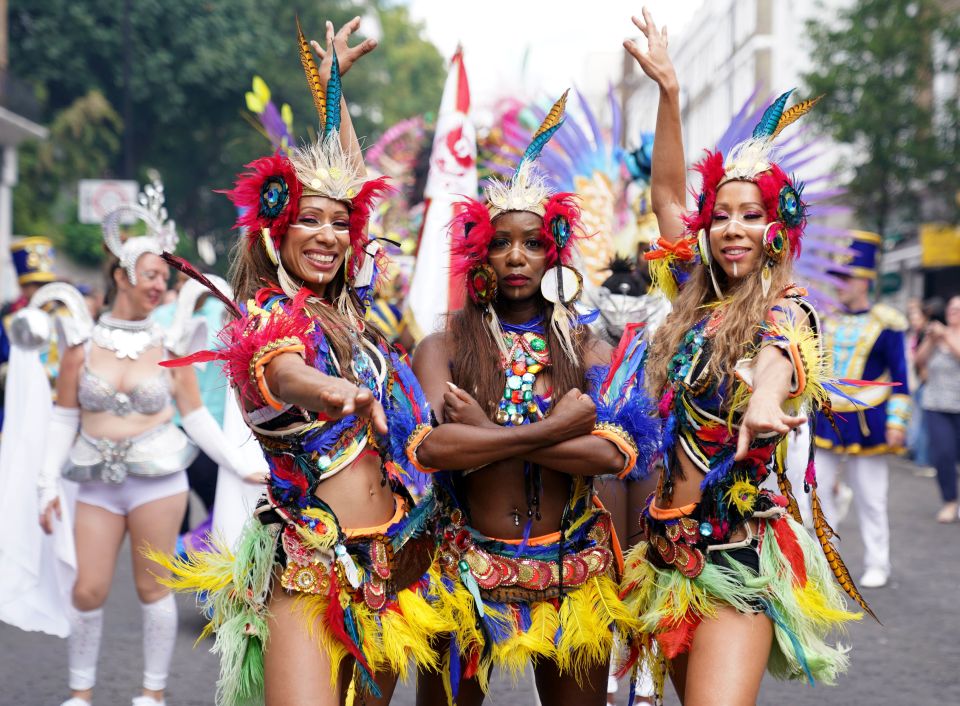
[643,236,698,301]
[587,323,660,480]
[161,288,317,410]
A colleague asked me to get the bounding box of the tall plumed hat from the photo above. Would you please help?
[449,91,588,361]
[101,178,179,284]
[10,237,57,286]
[222,21,392,295]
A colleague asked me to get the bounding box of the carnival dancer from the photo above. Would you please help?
[409,90,658,706]
[149,20,446,706]
[619,9,874,704]
[5,179,253,706]
[814,232,911,585]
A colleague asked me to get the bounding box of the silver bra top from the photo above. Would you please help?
[78,367,172,416]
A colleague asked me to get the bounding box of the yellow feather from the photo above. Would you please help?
[297,17,326,124]
[532,89,569,140]
[143,542,236,594]
[770,95,823,140]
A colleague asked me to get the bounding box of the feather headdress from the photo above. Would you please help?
[450,90,585,276]
[684,89,822,261]
[222,20,393,292]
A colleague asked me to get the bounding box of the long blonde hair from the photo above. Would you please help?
[645,258,795,398]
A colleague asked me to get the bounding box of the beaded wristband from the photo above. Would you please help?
[592,422,639,479]
[405,423,435,474]
[250,337,306,410]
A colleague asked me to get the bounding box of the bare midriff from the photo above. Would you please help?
[313,451,396,530]
[462,459,571,540]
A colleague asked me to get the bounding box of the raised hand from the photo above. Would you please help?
[735,392,806,460]
[548,388,597,440]
[310,16,378,82]
[624,7,677,91]
[443,382,497,428]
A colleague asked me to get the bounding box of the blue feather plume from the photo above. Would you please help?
[323,49,342,138]
[752,89,794,139]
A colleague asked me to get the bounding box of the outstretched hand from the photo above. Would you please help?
[735,392,805,461]
[310,16,378,82]
[624,7,677,90]
[313,376,388,434]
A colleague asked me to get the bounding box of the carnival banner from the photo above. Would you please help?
[403,47,477,341]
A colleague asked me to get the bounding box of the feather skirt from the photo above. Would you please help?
[620,512,860,694]
[148,507,452,706]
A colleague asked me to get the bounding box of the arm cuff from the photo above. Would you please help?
[592,422,639,479]
[250,337,306,410]
[405,423,435,474]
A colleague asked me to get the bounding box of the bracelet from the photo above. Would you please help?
[250,337,306,410]
[405,423,435,474]
[592,422,639,479]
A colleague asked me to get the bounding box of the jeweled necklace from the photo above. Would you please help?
[93,313,163,360]
[494,329,550,426]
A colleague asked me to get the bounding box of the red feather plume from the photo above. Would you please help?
[220,154,302,248]
[449,197,495,278]
[771,516,808,587]
[541,192,585,267]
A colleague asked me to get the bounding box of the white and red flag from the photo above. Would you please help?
[403,47,477,342]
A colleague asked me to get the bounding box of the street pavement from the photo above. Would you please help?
[2,457,957,705]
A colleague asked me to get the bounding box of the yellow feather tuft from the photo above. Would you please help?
[770,95,823,140]
[143,541,236,594]
[724,478,759,515]
[532,89,569,140]
[793,583,863,628]
[647,256,680,301]
[297,17,326,124]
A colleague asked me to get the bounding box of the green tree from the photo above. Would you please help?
[803,0,960,235]
[10,0,444,265]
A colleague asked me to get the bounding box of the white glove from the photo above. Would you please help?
[39,406,80,511]
[181,406,252,480]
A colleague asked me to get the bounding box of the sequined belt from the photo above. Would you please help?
[437,505,614,603]
[276,494,434,611]
[63,423,198,484]
[642,491,785,579]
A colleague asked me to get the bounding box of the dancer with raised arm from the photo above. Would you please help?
[150,19,444,706]
[618,9,872,705]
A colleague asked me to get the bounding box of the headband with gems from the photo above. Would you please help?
[101,179,179,285]
[222,21,392,290]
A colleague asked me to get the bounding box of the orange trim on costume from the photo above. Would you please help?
[592,426,639,479]
[344,495,408,538]
[254,343,306,410]
[496,530,562,547]
[786,341,807,398]
[593,495,625,575]
[648,500,698,521]
[405,424,435,473]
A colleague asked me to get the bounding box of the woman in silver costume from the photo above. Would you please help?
[24,182,255,706]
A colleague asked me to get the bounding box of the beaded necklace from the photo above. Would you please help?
[495,330,550,426]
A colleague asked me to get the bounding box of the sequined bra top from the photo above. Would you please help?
[78,367,172,416]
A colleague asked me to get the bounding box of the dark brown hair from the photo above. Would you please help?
[448,297,591,417]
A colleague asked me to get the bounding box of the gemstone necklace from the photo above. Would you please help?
[494,331,550,426]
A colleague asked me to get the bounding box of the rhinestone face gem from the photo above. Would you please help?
[699,521,713,537]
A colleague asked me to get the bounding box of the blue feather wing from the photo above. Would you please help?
[520,120,563,167]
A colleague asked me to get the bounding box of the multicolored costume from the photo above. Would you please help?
[623,93,873,699]
[812,231,910,585]
[149,28,446,705]
[408,94,659,701]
